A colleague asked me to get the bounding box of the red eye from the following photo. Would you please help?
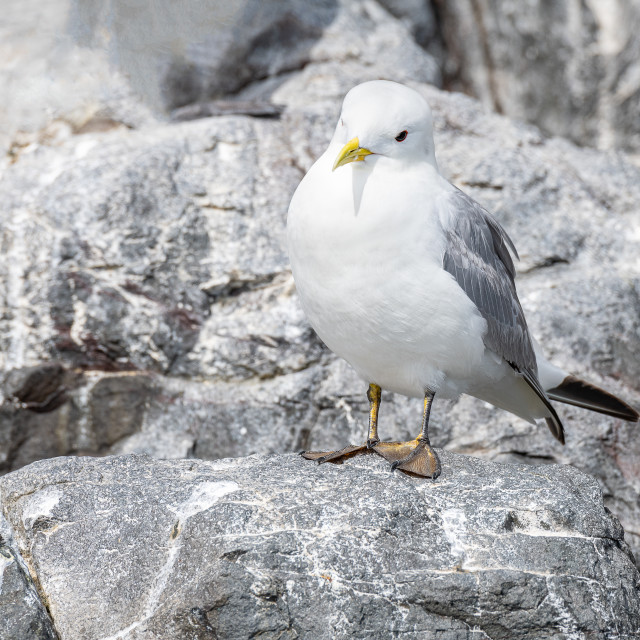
[395,130,408,142]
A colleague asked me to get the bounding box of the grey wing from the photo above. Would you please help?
[439,187,537,376]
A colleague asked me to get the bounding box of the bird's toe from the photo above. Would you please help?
[300,444,369,464]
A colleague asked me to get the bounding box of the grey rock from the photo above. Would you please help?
[377,0,440,48]
[1,57,640,563]
[0,514,57,640]
[3,0,441,156]
[1,452,639,640]
[439,0,640,153]
[0,0,157,159]
[68,0,441,113]
[2,7,639,637]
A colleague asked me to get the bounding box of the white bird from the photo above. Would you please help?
[287,80,638,478]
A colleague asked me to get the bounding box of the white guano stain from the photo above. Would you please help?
[4,208,30,371]
[167,480,239,521]
[21,487,62,530]
[0,550,12,592]
[441,508,468,560]
[69,298,88,346]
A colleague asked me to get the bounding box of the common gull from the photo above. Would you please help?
[287,80,639,478]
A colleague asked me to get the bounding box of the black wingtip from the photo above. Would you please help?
[545,416,565,445]
[547,375,639,423]
[520,370,566,444]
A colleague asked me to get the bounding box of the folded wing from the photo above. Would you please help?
[439,187,564,442]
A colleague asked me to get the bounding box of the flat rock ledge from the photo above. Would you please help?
[1,451,639,640]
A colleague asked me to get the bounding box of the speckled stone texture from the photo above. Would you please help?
[2,4,640,636]
[1,452,638,640]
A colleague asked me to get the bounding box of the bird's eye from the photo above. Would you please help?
[395,130,408,142]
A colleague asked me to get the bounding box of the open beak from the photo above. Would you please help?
[332,137,373,171]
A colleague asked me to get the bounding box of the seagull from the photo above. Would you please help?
[287,80,639,478]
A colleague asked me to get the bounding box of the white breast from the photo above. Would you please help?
[287,150,494,398]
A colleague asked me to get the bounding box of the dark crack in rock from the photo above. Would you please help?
[0,515,58,640]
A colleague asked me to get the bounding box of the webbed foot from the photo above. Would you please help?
[373,438,441,478]
[301,386,441,478]
[300,444,370,464]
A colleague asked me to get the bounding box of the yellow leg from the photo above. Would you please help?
[366,383,381,447]
[300,383,382,464]
[301,386,441,478]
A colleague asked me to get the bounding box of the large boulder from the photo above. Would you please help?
[1,452,638,639]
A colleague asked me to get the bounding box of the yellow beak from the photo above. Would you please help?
[332,137,373,171]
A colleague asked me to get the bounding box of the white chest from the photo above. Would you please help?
[287,155,488,396]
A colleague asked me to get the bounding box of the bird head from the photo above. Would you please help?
[331,80,437,171]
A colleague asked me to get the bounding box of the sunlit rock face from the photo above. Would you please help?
[1,65,639,558]
[1,452,639,639]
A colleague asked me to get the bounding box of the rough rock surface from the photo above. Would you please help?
[2,0,640,592]
[1,0,441,156]
[0,514,57,640]
[439,0,640,154]
[1,452,639,640]
[0,0,156,160]
[2,5,640,638]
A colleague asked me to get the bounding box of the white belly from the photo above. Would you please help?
[287,153,499,398]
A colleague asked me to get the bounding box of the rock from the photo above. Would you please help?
[0,514,57,640]
[0,0,157,158]
[3,8,639,637]
[67,0,441,113]
[375,0,442,51]
[2,0,441,156]
[1,452,638,639]
[439,0,640,153]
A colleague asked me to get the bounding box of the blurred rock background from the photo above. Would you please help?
[1,0,639,559]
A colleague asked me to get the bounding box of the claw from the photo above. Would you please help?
[300,450,332,461]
